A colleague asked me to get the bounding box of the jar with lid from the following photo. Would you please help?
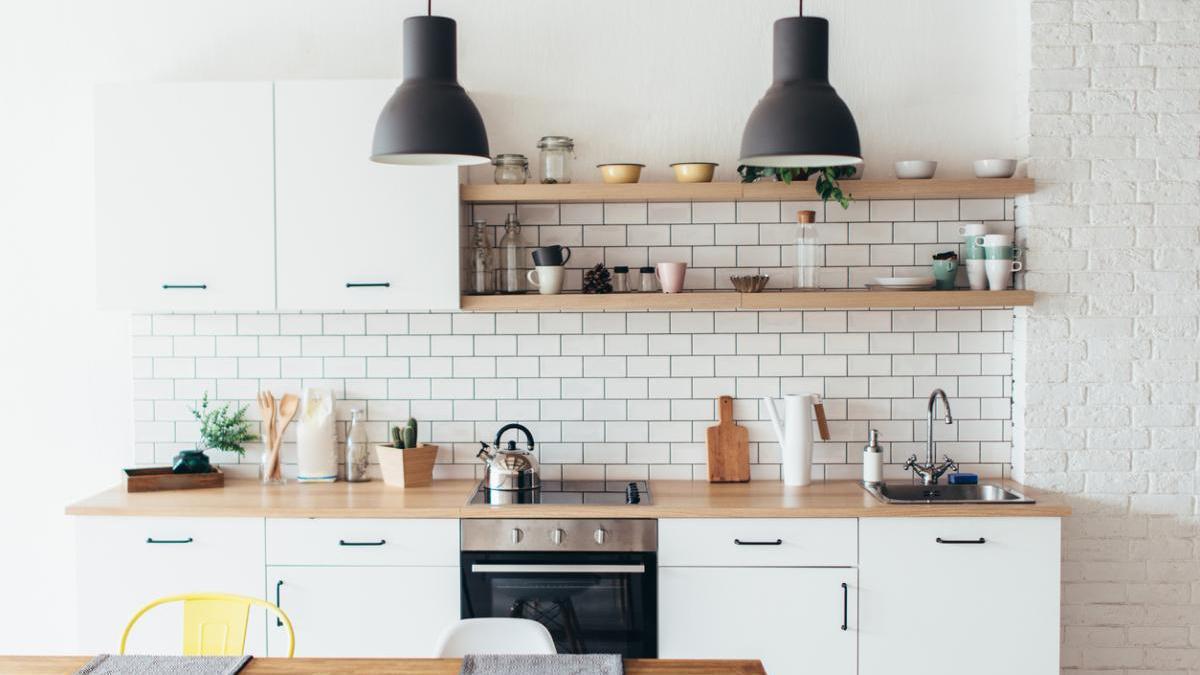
[612,266,630,293]
[496,214,524,294]
[492,154,530,185]
[466,219,495,295]
[794,210,822,290]
[638,266,658,292]
[345,409,370,483]
[536,136,575,184]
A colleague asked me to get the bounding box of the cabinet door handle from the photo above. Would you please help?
[145,537,193,544]
[345,282,390,288]
[840,582,848,631]
[936,537,987,545]
[274,580,284,627]
[733,538,783,546]
[339,539,387,546]
[161,284,207,290]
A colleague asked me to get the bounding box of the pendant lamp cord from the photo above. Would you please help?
[427,0,431,15]
[798,0,803,16]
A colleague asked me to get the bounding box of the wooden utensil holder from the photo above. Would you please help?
[377,444,439,488]
[124,467,224,493]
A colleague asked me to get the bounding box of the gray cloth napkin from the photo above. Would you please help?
[76,654,252,675]
[460,653,623,675]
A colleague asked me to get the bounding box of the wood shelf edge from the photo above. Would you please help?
[460,290,1035,311]
[460,178,1035,204]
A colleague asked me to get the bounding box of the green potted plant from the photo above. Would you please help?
[174,393,257,474]
[737,164,857,209]
[377,417,439,488]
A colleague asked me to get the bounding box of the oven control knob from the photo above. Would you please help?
[510,528,523,545]
[550,528,565,546]
[594,528,608,545]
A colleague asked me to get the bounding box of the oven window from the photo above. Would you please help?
[461,552,657,657]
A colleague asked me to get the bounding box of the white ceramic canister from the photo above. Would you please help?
[296,387,337,482]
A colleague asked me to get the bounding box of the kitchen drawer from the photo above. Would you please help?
[658,518,856,567]
[266,518,458,566]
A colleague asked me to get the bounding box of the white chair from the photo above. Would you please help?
[434,618,557,657]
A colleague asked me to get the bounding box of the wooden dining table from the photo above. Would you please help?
[0,656,767,674]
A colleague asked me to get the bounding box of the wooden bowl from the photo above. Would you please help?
[597,163,644,184]
[670,162,718,183]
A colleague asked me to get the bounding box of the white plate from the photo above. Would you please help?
[871,276,935,288]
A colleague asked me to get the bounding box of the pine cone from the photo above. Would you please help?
[582,263,613,294]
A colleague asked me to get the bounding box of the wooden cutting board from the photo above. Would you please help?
[706,395,750,483]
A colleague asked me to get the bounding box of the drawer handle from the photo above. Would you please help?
[145,537,193,544]
[840,582,848,631]
[936,537,986,545]
[275,580,284,627]
[161,284,207,290]
[345,282,391,288]
[734,539,783,546]
[339,539,387,546]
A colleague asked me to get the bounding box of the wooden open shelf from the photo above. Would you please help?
[461,290,1035,312]
[460,179,1035,204]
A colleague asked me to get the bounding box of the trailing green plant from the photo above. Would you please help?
[390,417,420,449]
[737,164,857,209]
[189,392,257,456]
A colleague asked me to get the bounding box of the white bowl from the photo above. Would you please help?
[973,159,1017,179]
[894,160,937,179]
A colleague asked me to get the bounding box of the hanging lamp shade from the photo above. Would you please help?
[739,16,861,168]
[371,15,490,166]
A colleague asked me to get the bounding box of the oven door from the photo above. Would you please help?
[461,551,657,657]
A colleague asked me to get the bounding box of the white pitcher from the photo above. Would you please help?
[763,393,820,486]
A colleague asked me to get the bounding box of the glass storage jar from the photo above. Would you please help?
[794,210,822,290]
[612,266,630,292]
[466,219,495,295]
[638,266,658,292]
[537,136,575,184]
[492,154,530,185]
[496,214,524,294]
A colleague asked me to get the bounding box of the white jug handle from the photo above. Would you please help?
[762,397,786,447]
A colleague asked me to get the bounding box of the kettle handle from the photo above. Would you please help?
[494,423,535,451]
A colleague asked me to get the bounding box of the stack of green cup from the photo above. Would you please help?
[977,234,1023,291]
[960,224,988,290]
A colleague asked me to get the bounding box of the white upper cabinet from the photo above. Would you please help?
[274,80,461,311]
[95,82,276,311]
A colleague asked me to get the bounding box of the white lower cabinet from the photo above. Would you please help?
[659,567,857,674]
[265,565,458,657]
[76,517,266,655]
[859,517,1061,675]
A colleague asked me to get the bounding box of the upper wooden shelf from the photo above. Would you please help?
[460,179,1035,204]
[461,290,1035,312]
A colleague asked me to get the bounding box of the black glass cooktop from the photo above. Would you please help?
[469,480,651,506]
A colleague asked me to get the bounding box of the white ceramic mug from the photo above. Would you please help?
[975,233,1013,248]
[965,258,988,290]
[958,223,988,237]
[985,259,1023,290]
[526,266,564,295]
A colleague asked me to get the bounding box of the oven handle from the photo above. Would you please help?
[470,564,646,574]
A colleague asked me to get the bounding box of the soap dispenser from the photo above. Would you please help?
[862,429,883,487]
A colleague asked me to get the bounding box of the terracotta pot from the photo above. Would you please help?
[376,444,439,488]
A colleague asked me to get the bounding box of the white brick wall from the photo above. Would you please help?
[133,200,1021,484]
[1020,0,1200,670]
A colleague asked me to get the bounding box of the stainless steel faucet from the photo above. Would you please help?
[905,388,958,485]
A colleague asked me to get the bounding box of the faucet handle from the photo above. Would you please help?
[903,454,919,470]
[942,455,958,470]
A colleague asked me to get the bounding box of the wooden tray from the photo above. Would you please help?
[124,467,224,493]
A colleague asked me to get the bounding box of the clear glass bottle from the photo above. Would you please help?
[492,154,530,185]
[496,214,524,294]
[612,266,630,292]
[794,210,822,290]
[537,136,575,184]
[466,219,495,295]
[345,409,370,483]
[638,266,658,292]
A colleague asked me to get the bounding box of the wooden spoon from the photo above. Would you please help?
[272,394,300,479]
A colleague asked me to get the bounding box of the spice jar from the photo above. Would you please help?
[537,136,575,184]
[638,266,658,292]
[612,266,630,293]
[492,154,530,185]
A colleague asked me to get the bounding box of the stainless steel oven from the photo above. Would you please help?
[460,519,657,657]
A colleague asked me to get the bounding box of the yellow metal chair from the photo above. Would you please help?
[120,593,295,657]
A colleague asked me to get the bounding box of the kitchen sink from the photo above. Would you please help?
[864,483,1035,504]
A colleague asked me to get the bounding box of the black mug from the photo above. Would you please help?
[531,245,571,267]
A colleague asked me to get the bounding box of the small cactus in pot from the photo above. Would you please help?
[390,417,420,449]
[379,416,437,488]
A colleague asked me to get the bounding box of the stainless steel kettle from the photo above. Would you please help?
[477,423,539,491]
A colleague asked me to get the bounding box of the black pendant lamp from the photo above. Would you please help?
[371,2,489,166]
[739,2,861,168]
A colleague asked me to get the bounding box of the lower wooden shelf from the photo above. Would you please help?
[460,290,1034,311]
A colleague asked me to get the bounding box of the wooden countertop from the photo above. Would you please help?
[0,656,765,674]
[66,478,1070,518]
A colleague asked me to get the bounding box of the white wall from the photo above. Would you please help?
[0,0,1024,654]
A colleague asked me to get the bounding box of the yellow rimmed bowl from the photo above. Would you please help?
[597,163,645,184]
[670,162,718,183]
